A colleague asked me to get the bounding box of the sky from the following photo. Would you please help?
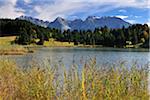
[0,0,149,25]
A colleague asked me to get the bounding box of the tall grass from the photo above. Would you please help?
[0,59,149,99]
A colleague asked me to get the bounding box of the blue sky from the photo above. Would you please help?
[0,0,149,25]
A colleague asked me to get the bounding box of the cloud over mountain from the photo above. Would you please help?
[0,0,149,24]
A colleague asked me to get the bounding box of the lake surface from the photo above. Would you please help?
[1,47,150,68]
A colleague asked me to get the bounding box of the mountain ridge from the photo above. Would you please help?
[17,16,131,31]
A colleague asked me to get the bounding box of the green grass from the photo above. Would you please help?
[0,59,149,99]
[0,36,16,45]
[0,36,34,55]
[0,45,28,55]
[43,38,74,47]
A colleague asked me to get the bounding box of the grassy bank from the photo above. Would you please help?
[0,36,16,45]
[0,45,29,55]
[0,36,74,55]
[0,59,149,99]
[0,36,34,55]
[43,38,74,47]
[0,36,97,48]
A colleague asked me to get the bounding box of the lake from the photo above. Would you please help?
[1,47,150,69]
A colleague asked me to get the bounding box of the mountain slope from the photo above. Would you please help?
[48,16,131,31]
[17,16,50,27]
[17,16,131,31]
[48,17,71,31]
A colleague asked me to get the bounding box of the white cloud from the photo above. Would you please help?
[126,20,137,24]
[147,22,150,26]
[34,6,42,13]
[146,19,150,26]
[32,0,149,21]
[116,15,128,19]
[5,0,17,5]
[34,1,88,21]
[70,0,150,8]
[24,0,31,4]
[118,9,127,13]
[0,0,24,19]
[0,0,149,21]
[134,16,142,18]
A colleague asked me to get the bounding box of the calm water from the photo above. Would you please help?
[1,47,150,68]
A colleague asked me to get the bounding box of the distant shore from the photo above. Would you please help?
[0,36,149,55]
[23,45,149,52]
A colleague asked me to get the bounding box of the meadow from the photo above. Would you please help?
[0,36,74,55]
[0,36,28,55]
[0,59,149,100]
[43,38,74,47]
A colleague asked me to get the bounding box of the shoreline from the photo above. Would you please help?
[0,36,149,55]
[0,45,34,55]
[0,45,149,55]
[24,45,149,52]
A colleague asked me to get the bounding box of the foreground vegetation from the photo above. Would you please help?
[0,59,149,99]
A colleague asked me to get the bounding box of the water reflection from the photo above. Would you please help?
[1,47,149,69]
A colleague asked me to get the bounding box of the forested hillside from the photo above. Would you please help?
[0,19,149,48]
[53,24,149,48]
[0,19,56,45]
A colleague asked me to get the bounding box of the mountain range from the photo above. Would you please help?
[18,16,49,28]
[17,16,131,31]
